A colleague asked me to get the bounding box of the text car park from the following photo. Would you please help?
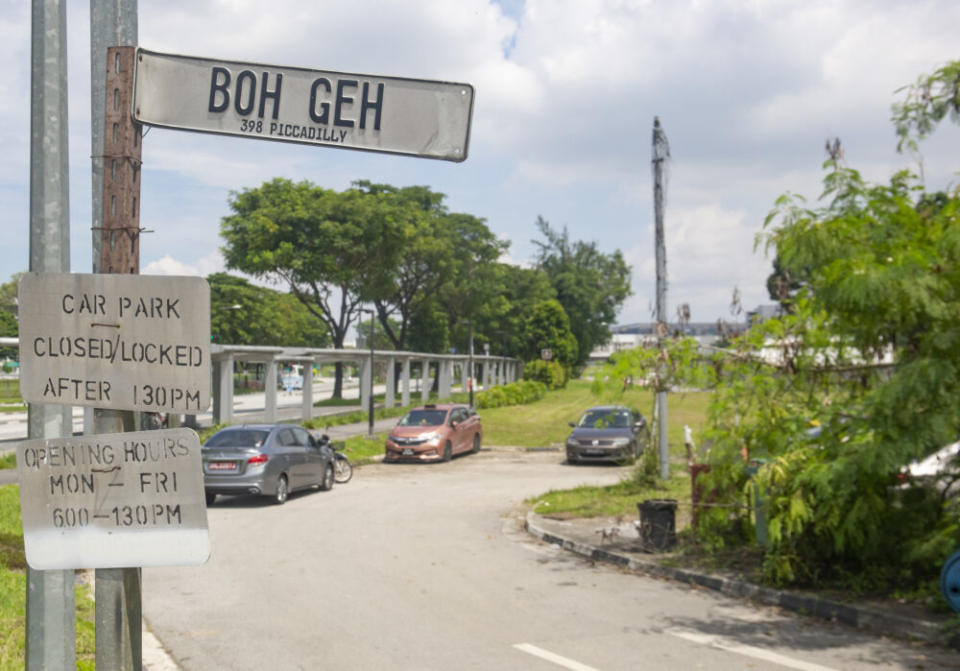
[202,423,335,505]
[565,405,648,464]
[384,403,482,463]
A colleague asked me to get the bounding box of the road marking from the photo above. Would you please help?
[513,643,601,671]
[667,629,840,671]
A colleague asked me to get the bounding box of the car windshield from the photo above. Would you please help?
[398,409,448,427]
[205,429,269,448]
[577,409,631,429]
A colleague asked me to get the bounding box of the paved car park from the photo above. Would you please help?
[141,448,958,671]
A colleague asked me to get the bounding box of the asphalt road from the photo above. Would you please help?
[141,449,957,671]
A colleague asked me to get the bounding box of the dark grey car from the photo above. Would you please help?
[565,406,648,464]
[202,423,335,505]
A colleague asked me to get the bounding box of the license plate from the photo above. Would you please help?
[208,461,237,471]
[583,450,604,456]
[402,449,414,456]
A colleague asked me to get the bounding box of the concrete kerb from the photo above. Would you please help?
[524,511,952,647]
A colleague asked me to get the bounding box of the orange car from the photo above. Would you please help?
[384,403,482,462]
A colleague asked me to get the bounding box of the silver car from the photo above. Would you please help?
[202,423,335,505]
[565,405,648,464]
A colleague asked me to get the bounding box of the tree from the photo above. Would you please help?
[764,254,805,311]
[593,61,960,594]
[532,217,631,369]
[0,273,21,361]
[209,273,330,347]
[220,178,408,396]
[471,263,556,358]
[520,299,578,369]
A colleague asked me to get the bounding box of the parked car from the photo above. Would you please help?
[565,405,648,464]
[384,403,482,462]
[202,423,334,505]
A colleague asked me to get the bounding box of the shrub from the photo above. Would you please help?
[523,360,567,389]
[476,380,546,409]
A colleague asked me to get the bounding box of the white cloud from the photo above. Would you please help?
[4,0,960,325]
[143,251,225,277]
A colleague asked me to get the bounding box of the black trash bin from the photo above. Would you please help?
[637,499,677,552]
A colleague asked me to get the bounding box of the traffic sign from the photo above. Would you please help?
[18,273,211,413]
[133,48,474,162]
[17,428,210,569]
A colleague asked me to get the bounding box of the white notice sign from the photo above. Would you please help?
[17,428,210,569]
[133,48,474,162]
[18,273,211,413]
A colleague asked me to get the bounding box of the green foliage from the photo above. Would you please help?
[533,217,632,368]
[475,380,547,409]
[521,299,578,370]
[892,60,960,154]
[209,272,329,347]
[523,360,567,390]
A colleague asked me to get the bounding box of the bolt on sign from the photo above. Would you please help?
[132,48,474,162]
[16,428,209,569]
[18,272,211,413]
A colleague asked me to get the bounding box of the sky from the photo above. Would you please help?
[2,0,959,326]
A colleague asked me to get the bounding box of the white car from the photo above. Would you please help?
[901,441,960,494]
[279,375,303,391]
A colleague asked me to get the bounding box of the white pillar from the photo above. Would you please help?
[421,359,430,402]
[439,360,452,399]
[385,357,396,408]
[214,354,234,424]
[485,358,492,390]
[302,360,313,421]
[264,360,278,423]
[359,358,370,411]
[401,358,411,407]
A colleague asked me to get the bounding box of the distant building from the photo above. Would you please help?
[746,304,786,324]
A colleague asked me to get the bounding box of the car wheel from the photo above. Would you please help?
[274,474,289,505]
[443,441,453,462]
[472,434,481,454]
[205,492,217,506]
[318,462,334,491]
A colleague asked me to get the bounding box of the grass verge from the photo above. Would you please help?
[0,485,96,669]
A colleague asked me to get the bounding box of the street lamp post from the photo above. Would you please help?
[360,309,375,436]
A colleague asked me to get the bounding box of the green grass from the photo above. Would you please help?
[489,379,712,521]
[341,433,390,464]
[0,485,96,669]
[527,472,693,521]
[480,379,711,450]
[0,455,13,471]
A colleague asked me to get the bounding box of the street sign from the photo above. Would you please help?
[18,272,211,413]
[541,348,553,360]
[133,48,474,162]
[16,428,210,569]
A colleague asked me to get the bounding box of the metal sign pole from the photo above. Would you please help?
[26,3,75,667]
[91,2,141,666]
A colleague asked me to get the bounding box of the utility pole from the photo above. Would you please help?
[26,1,75,667]
[91,2,142,668]
[652,117,671,480]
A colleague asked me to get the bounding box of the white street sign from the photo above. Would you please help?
[17,428,210,569]
[133,48,474,162]
[18,273,211,413]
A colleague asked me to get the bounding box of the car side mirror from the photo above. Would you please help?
[451,420,459,428]
[568,422,576,428]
